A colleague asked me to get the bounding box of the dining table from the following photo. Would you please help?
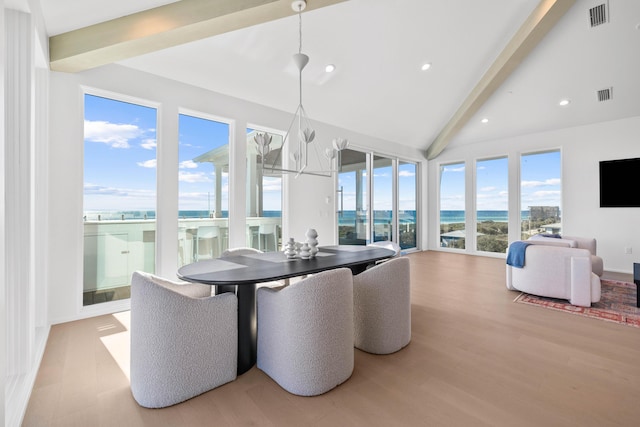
[177,244,396,375]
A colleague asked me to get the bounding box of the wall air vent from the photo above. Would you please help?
[597,87,612,102]
[589,3,608,27]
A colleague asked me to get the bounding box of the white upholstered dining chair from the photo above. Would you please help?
[256,268,354,396]
[129,271,237,408]
[353,256,411,354]
[367,240,402,257]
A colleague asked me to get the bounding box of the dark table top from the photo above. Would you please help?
[177,245,396,285]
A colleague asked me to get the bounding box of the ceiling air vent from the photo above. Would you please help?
[589,3,608,27]
[597,87,612,102]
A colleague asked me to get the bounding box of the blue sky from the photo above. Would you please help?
[85,93,416,215]
[84,94,285,213]
[177,113,229,212]
[84,94,158,212]
[440,151,561,211]
[339,160,416,212]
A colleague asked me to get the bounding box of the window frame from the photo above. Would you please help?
[80,86,161,313]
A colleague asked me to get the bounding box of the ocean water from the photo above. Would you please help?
[83,210,282,221]
[84,209,416,228]
[337,210,416,227]
[83,209,534,225]
[440,210,532,224]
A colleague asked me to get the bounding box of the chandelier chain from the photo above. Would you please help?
[298,7,303,54]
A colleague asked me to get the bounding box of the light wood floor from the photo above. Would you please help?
[23,251,640,426]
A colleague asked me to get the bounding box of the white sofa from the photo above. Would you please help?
[528,234,604,276]
[506,243,601,307]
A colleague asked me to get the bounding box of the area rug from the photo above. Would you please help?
[513,279,640,328]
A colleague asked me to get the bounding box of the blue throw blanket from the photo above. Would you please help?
[506,241,531,268]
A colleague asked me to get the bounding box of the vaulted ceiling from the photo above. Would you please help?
[39,0,640,158]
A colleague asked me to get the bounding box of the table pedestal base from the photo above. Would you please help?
[217,283,257,375]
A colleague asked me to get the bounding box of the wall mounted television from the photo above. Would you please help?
[599,157,640,207]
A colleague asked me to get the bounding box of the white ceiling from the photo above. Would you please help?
[38,0,640,156]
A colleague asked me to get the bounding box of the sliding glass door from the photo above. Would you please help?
[338,150,418,251]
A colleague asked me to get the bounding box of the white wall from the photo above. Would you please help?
[1,2,6,425]
[428,115,640,273]
[47,64,425,324]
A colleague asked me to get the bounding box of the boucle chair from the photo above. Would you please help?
[353,256,411,354]
[367,240,402,257]
[257,268,354,396]
[130,271,237,408]
[220,246,262,257]
[528,234,604,276]
[506,243,601,307]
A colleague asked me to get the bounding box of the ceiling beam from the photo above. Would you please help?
[49,0,347,73]
[425,0,576,160]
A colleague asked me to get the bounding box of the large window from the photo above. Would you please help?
[246,128,283,252]
[476,157,508,253]
[439,162,466,249]
[520,151,561,239]
[177,113,230,266]
[83,93,157,306]
[398,161,417,250]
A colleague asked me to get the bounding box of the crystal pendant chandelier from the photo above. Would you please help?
[255,0,348,178]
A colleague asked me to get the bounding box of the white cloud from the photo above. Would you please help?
[440,194,465,210]
[84,120,142,148]
[263,183,282,192]
[443,165,465,173]
[263,177,282,193]
[84,183,130,197]
[480,186,496,192]
[140,138,157,150]
[521,178,560,188]
[83,183,156,211]
[399,170,415,177]
[179,171,212,183]
[531,190,561,198]
[179,160,199,169]
[137,159,157,168]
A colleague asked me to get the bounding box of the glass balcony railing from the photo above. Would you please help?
[82,216,281,306]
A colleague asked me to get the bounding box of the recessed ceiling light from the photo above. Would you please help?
[325,64,336,73]
[559,99,571,106]
[481,118,489,124]
[421,63,432,71]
